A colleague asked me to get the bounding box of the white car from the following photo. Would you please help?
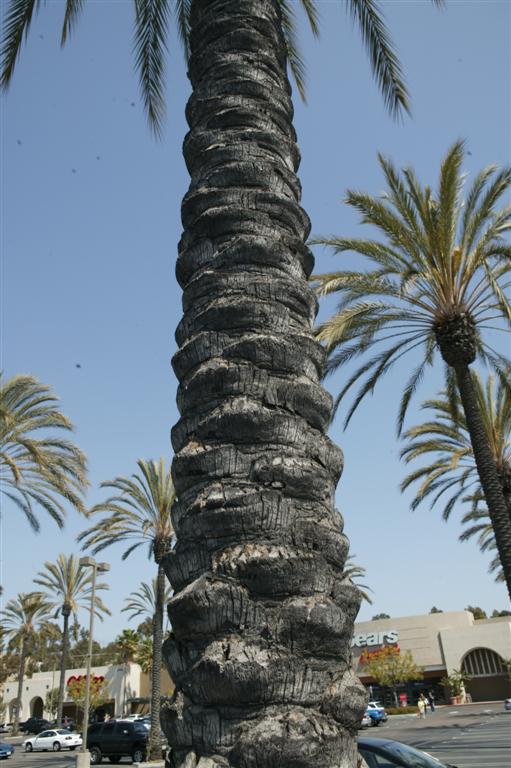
[23,729,82,752]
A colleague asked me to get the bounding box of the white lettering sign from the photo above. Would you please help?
[351,630,398,648]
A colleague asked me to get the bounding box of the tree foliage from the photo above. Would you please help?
[312,143,511,433]
[360,645,423,704]
[67,674,110,715]
[401,372,510,582]
[0,0,444,135]
[0,373,88,531]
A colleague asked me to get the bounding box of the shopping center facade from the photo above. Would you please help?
[352,610,511,703]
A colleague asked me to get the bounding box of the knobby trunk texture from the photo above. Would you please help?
[161,2,367,766]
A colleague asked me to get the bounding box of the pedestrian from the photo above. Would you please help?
[420,693,429,715]
[427,690,435,712]
[417,697,425,719]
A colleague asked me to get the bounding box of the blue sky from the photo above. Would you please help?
[2,0,510,643]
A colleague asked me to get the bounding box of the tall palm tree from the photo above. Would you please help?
[122,577,172,632]
[34,554,110,725]
[313,142,511,597]
[401,373,511,580]
[0,373,88,531]
[2,1,442,765]
[1,592,51,733]
[78,458,174,760]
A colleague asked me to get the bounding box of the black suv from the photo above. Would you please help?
[87,720,148,764]
[19,718,52,734]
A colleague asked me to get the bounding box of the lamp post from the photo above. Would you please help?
[76,557,110,768]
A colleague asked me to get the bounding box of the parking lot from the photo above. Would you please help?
[2,704,510,767]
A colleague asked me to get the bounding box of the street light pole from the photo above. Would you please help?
[77,557,110,768]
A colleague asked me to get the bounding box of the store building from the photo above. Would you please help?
[3,662,174,723]
[352,610,511,703]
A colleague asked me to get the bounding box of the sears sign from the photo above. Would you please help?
[351,630,398,648]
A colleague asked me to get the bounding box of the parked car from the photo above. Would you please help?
[365,702,387,726]
[120,714,147,722]
[19,718,52,734]
[87,720,150,764]
[0,724,11,734]
[358,736,458,767]
[504,698,511,711]
[23,729,82,752]
[0,741,14,760]
[358,712,372,729]
[51,718,77,731]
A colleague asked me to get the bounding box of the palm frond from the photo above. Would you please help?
[0,0,40,90]
[173,0,191,62]
[60,0,85,46]
[133,0,170,137]
[345,0,410,118]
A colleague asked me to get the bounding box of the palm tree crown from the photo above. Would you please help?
[34,554,110,620]
[0,0,443,134]
[0,373,88,531]
[122,577,172,622]
[78,457,175,562]
[2,591,51,647]
[313,141,511,433]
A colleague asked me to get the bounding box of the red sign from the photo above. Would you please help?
[67,675,105,686]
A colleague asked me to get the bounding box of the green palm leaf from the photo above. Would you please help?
[312,143,511,432]
[0,373,88,531]
[401,372,511,580]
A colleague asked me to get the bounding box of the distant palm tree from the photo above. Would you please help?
[313,142,511,596]
[344,556,373,605]
[401,372,510,536]
[0,373,88,531]
[115,629,141,664]
[1,593,51,733]
[459,502,505,583]
[78,458,174,759]
[122,578,172,633]
[34,554,110,725]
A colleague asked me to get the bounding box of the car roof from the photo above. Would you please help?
[358,736,401,748]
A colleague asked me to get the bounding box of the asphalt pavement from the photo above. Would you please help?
[368,701,511,767]
[2,704,510,767]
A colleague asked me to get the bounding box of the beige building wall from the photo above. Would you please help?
[352,610,511,701]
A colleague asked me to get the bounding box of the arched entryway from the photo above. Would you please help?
[30,696,44,718]
[461,647,511,701]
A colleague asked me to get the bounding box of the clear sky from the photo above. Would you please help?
[2,0,510,644]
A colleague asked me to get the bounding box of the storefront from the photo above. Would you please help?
[352,610,511,704]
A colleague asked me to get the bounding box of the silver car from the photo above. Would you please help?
[23,729,82,752]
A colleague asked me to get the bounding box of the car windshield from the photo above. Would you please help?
[383,741,451,767]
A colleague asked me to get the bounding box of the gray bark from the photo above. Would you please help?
[163,1,366,765]
[57,606,71,725]
[149,559,167,760]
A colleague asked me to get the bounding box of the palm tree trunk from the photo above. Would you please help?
[148,561,166,761]
[12,639,27,735]
[161,1,365,766]
[455,364,511,598]
[57,606,71,725]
